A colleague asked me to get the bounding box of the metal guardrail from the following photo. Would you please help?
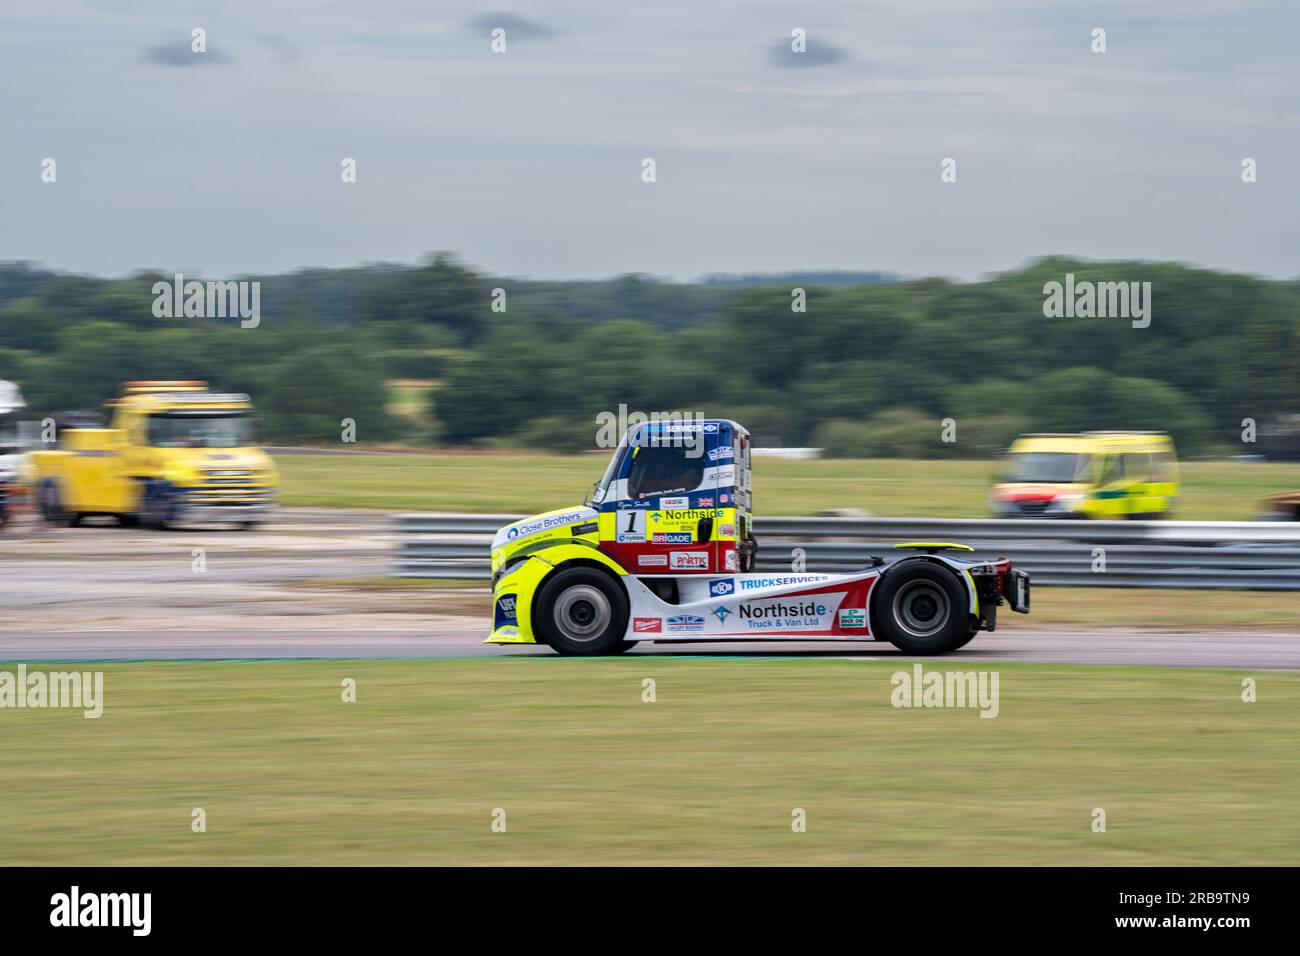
[392,514,1300,589]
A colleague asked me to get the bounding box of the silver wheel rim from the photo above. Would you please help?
[892,581,950,638]
[553,584,612,643]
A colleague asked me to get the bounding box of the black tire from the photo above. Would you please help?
[951,628,979,650]
[872,560,970,655]
[139,480,172,530]
[118,513,139,528]
[39,480,72,526]
[534,566,630,656]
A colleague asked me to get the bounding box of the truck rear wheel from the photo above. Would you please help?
[872,561,969,655]
[535,567,630,656]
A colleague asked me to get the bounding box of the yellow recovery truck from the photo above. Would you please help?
[31,381,278,529]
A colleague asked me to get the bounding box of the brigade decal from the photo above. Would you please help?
[652,532,693,544]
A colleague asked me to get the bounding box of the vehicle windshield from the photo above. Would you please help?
[1002,452,1091,483]
[592,442,627,504]
[149,412,255,449]
[627,443,706,499]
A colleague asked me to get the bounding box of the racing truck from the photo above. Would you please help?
[29,381,279,529]
[488,419,1029,655]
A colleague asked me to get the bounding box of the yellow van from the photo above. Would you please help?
[990,432,1179,519]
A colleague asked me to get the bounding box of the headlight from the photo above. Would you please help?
[1050,493,1084,512]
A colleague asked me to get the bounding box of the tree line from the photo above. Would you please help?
[1,254,1296,456]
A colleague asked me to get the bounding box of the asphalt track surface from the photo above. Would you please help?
[2,509,1297,667]
[4,626,1300,668]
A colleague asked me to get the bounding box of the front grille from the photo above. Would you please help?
[182,483,272,506]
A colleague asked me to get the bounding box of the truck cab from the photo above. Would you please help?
[30,381,279,529]
[593,419,755,575]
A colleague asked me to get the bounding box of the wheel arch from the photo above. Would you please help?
[536,554,630,603]
[530,556,633,654]
[496,544,630,646]
[875,555,979,620]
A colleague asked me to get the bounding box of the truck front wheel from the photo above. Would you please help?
[534,567,630,656]
[139,480,174,530]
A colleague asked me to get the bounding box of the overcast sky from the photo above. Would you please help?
[1,0,1296,281]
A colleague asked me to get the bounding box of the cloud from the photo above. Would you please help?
[256,33,301,63]
[770,36,850,68]
[140,41,233,67]
[467,13,555,40]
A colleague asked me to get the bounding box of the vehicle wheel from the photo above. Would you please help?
[534,567,630,656]
[118,513,139,528]
[39,480,72,526]
[951,628,979,650]
[139,480,172,530]
[872,561,969,655]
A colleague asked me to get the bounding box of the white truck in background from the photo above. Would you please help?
[0,379,28,527]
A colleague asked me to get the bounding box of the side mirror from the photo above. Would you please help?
[696,516,713,542]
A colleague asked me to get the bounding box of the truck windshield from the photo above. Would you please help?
[149,412,255,449]
[627,444,706,499]
[592,443,626,504]
[1002,452,1091,483]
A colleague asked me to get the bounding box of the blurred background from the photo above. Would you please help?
[1,255,1298,459]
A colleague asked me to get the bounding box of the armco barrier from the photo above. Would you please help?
[392,514,1300,589]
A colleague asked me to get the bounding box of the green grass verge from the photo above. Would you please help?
[3,659,1295,865]
[275,452,1300,520]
